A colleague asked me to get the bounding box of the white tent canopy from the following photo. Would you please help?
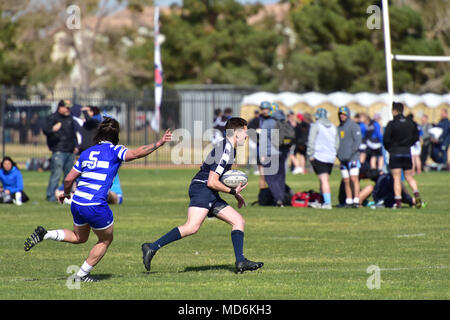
[241,92,450,109]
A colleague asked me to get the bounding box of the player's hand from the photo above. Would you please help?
[52,122,62,132]
[158,129,172,146]
[57,193,70,204]
[235,193,247,208]
[235,182,248,194]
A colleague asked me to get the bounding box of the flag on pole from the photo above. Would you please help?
[151,6,162,133]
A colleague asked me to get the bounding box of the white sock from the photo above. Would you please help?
[43,229,65,241]
[346,198,353,205]
[353,197,360,205]
[76,261,93,278]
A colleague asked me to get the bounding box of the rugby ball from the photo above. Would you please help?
[220,170,248,188]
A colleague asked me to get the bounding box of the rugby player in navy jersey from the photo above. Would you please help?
[23,118,172,282]
[142,117,264,274]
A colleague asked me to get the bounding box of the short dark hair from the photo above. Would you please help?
[225,117,247,136]
[87,105,100,116]
[392,102,404,114]
[94,117,120,145]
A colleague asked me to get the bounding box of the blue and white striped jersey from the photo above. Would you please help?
[192,138,236,183]
[72,141,128,206]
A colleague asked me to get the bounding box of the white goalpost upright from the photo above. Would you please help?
[381,0,450,123]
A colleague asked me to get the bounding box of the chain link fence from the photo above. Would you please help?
[0,85,256,168]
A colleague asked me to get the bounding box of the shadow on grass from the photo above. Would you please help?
[182,264,236,273]
[20,274,115,282]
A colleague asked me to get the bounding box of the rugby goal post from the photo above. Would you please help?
[381,0,449,123]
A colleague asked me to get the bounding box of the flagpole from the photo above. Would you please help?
[152,6,163,134]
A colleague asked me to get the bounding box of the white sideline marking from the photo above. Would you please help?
[396,233,426,238]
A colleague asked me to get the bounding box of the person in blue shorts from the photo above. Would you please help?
[23,117,172,282]
[141,117,264,274]
[107,174,123,204]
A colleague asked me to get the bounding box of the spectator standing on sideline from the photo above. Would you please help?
[365,113,384,170]
[79,106,102,154]
[212,109,225,145]
[434,108,450,169]
[42,100,78,202]
[407,114,422,175]
[383,102,422,209]
[247,109,260,175]
[261,103,290,207]
[296,112,312,174]
[419,114,432,170]
[337,106,362,208]
[18,113,30,145]
[307,108,339,210]
[30,113,41,146]
[287,110,303,175]
[256,101,273,190]
[354,113,368,165]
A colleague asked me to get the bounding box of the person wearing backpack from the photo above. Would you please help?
[259,102,292,207]
[307,108,339,209]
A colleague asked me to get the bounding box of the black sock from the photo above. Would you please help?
[150,227,181,251]
[231,230,245,263]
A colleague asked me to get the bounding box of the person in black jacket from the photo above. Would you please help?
[42,100,78,202]
[78,105,102,153]
[383,102,422,208]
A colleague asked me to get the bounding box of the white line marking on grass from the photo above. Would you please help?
[396,233,426,238]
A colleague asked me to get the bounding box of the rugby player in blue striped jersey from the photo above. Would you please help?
[142,117,263,274]
[23,118,172,282]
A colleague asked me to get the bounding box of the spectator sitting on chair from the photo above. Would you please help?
[0,156,29,205]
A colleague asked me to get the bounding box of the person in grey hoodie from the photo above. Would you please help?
[337,106,362,208]
[260,102,290,207]
[307,108,339,209]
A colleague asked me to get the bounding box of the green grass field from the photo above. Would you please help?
[0,169,449,300]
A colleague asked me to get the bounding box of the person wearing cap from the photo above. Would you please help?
[258,101,290,206]
[256,101,274,190]
[337,106,362,208]
[307,108,339,209]
[42,99,78,202]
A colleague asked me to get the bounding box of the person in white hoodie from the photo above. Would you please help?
[307,108,339,209]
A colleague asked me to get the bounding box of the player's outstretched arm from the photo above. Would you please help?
[125,129,172,162]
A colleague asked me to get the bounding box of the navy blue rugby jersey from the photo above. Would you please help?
[191,138,236,183]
